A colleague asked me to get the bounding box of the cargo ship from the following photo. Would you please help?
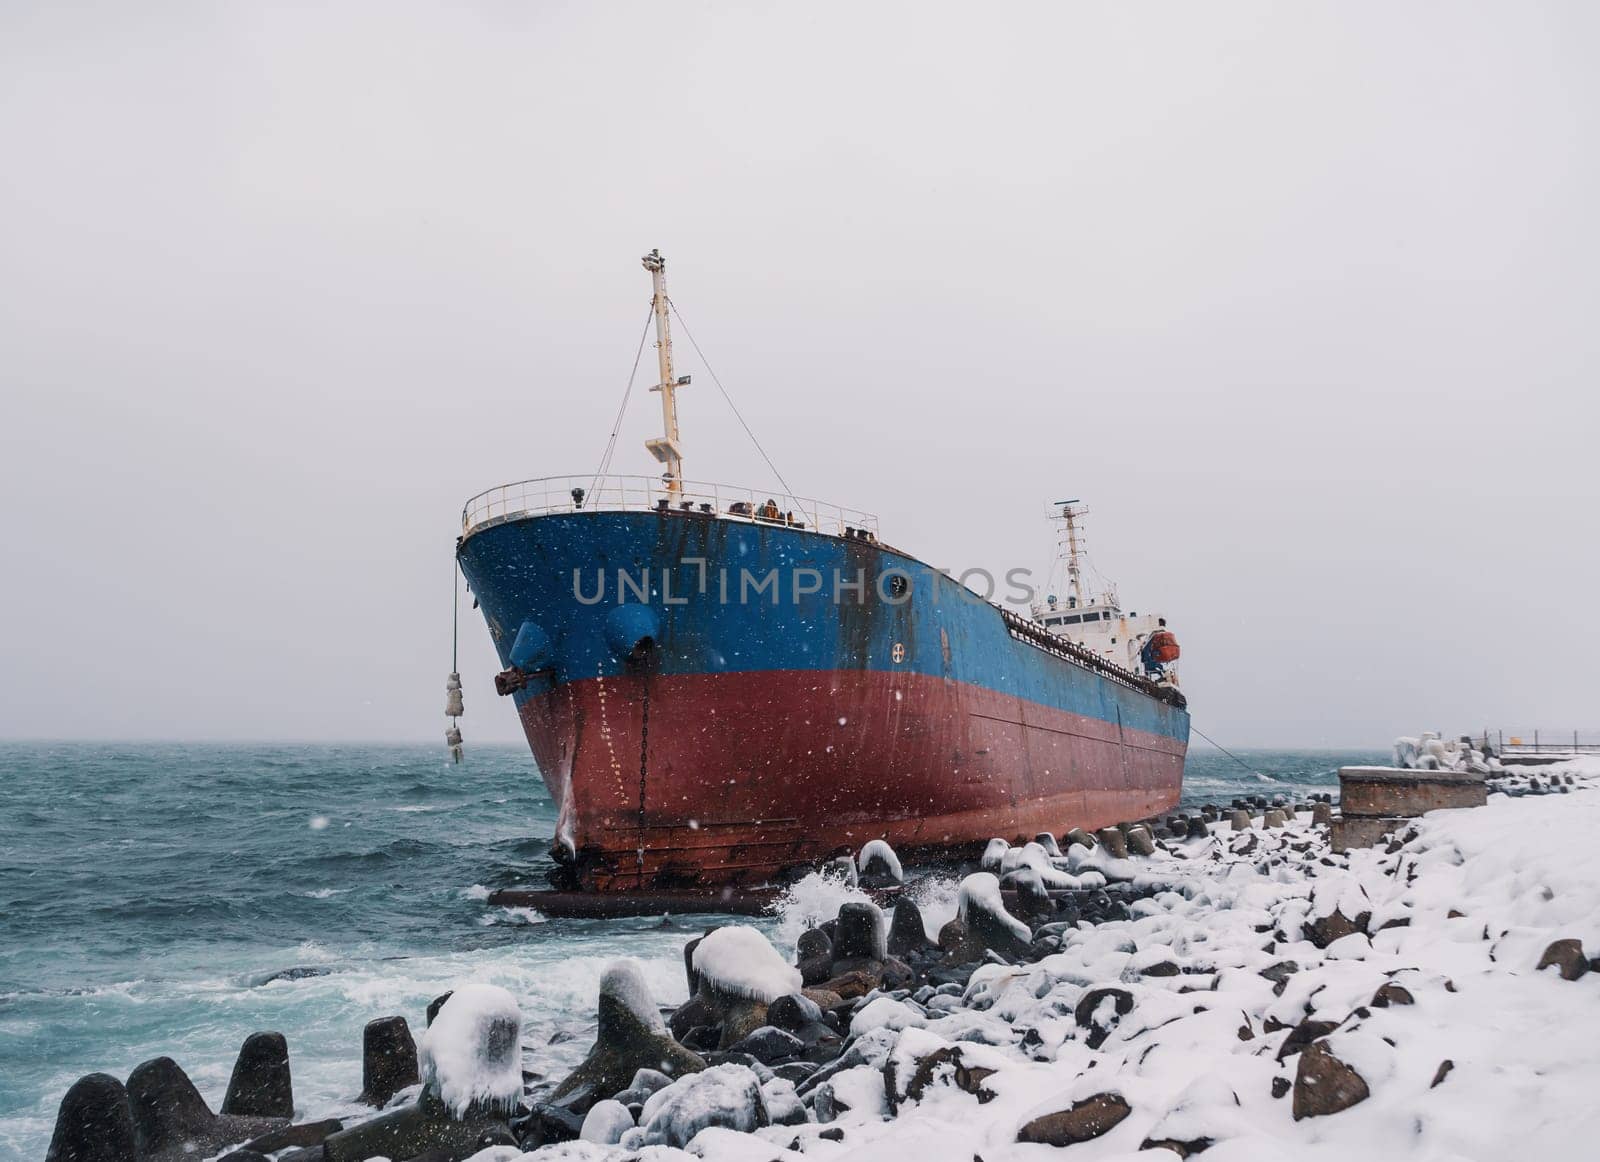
[455,251,1189,892]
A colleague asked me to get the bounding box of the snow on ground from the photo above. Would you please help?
[483,758,1600,1161]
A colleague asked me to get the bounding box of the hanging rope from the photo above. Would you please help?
[1192,724,1257,775]
[445,561,465,762]
[668,300,800,506]
[589,305,657,499]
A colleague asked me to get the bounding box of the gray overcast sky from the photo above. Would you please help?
[1,2,1595,748]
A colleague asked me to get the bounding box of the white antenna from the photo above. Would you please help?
[642,249,690,492]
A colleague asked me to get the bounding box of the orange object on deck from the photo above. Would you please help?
[1148,630,1181,664]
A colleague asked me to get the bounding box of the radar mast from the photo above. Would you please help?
[1053,499,1089,608]
[642,249,690,492]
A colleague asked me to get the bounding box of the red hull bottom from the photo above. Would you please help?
[519,668,1186,891]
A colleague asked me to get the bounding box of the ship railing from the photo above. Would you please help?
[997,604,1184,706]
[461,475,880,541]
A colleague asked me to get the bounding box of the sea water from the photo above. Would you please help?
[0,741,1381,1157]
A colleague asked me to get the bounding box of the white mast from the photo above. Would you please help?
[642,248,689,493]
[1055,499,1087,608]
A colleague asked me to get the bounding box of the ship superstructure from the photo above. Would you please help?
[1031,500,1181,685]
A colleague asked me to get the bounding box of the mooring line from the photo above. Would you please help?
[1192,724,1259,775]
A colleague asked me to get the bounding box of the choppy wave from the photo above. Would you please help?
[768,872,875,952]
[478,906,548,927]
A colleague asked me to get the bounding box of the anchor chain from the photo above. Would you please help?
[636,678,650,886]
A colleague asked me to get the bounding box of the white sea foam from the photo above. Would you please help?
[768,871,874,953]
[477,906,546,927]
[905,875,961,942]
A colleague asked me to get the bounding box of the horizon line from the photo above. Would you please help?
[0,737,1392,751]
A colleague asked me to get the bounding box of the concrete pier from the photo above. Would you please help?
[1331,766,1487,853]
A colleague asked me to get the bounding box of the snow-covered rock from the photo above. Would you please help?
[576,1098,633,1144]
[849,995,927,1037]
[955,871,1031,960]
[548,959,704,1113]
[831,900,887,964]
[478,760,1600,1162]
[638,1063,769,1147]
[858,839,904,884]
[418,982,523,1119]
[692,925,802,1003]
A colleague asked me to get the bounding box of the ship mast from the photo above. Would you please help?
[642,248,689,493]
[1055,499,1088,608]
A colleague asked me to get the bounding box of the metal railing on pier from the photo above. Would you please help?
[1477,728,1600,756]
[461,475,880,541]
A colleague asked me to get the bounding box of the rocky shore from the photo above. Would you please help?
[45,760,1599,1161]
